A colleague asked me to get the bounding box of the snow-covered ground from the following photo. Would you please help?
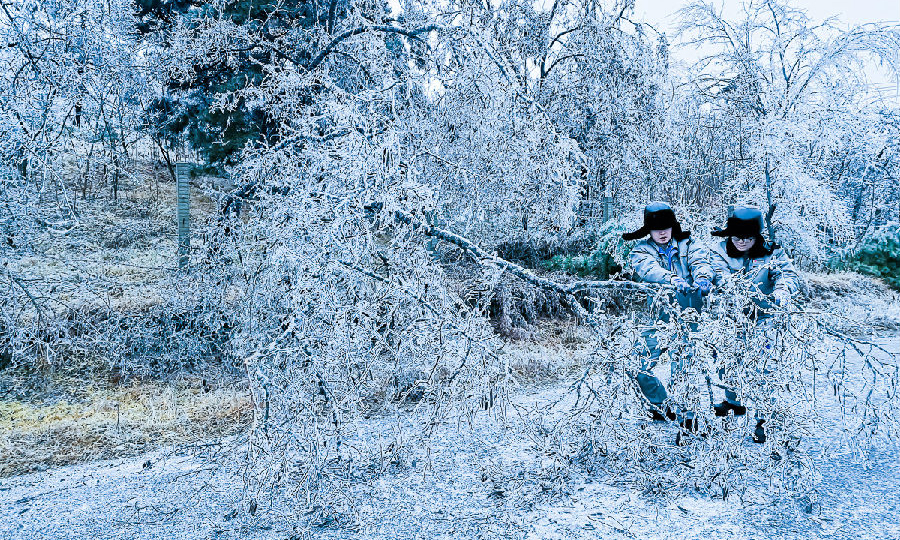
[2,338,899,540]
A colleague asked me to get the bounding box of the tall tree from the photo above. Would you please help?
[677,0,900,259]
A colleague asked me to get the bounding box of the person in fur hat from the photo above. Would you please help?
[709,206,800,308]
[622,202,714,434]
[708,205,802,443]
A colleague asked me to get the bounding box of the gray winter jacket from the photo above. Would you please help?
[627,237,714,285]
[709,240,801,296]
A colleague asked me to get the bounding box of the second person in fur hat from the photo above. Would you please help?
[709,206,801,309]
[708,205,803,443]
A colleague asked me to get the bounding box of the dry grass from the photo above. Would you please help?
[8,174,219,314]
[498,317,598,385]
[0,378,251,477]
[1,167,250,477]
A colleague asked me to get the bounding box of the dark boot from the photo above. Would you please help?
[713,401,747,417]
[713,402,730,417]
[648,405,677,422]
[752,419,766,444]
[675,416,699,446]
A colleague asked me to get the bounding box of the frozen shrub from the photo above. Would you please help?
[556,274,900,501]
[847,224,900,290]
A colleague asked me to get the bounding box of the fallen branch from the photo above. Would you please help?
[391,208,664,297]
[384,208,679,332]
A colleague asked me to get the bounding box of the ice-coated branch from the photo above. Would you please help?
[336,259,442,318]
[305,24,440,72]
[4,267,46,322]
[390,208,664,298]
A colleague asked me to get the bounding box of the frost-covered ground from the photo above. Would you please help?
[2,337,899,540]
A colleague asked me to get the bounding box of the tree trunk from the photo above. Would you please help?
[764,158,776,242]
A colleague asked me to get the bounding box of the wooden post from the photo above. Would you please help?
[764,158,775,242]
[601,196,614,223]
[176,162,190,269]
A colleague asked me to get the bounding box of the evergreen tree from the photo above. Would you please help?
[135,0,346,167]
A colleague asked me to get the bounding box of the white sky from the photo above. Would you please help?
[634,0,900,30]
[633,0,900,101]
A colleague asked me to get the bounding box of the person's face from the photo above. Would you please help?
[731,235,756,253]
[650,228,672,245]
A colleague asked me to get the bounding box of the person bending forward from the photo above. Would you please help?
[622,202,714,428]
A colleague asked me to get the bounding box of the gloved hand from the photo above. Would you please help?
[695,278,713,295]
[773,289,791,307]
[671,276,692,294]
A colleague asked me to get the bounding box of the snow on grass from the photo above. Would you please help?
[5,173,216,314]
[2,336,898,539]
[0,379,251,477]
[804,271,900,333]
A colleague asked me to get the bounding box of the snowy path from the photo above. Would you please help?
[2,338,899,540]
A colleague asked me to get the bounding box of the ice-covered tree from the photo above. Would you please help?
[676,0,900,260]
[0,0,149,207]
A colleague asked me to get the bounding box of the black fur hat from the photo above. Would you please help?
[712,206,765,238]
[714,206,775,257]
[622,202,689,241]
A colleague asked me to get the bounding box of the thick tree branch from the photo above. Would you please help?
[391,208,663,297]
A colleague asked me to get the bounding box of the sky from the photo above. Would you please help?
[632,0,900,100]
[634,0,900,29]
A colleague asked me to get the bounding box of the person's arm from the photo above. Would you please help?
[769,247,802,296]
[708,243,731,286]
[686,240,714,282]
[628,245,674,284]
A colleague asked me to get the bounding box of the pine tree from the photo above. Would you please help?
[135,0,344,167]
